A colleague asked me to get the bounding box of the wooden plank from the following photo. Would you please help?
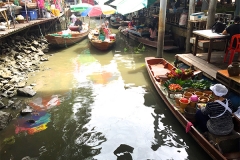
[175,54,240,94]
[217,70,240,83]
[0,16,62,39]
[216,70,240,94]
[175,54,221,79]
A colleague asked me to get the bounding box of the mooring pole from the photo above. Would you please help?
[235,0,240,17]
[156,0,167,58]
[206,0,217,29]
[185,0,195,53]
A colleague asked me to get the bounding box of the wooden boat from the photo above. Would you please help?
[145,57,240,160]
[110,20,121,28]
[45,24,89,47]
[119,27,179,51]
[68,26,80,31]
[110,20,129,28]
[88,29,115,51]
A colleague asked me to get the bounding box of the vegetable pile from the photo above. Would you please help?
[168,84,182,92]
[166,68,193,79]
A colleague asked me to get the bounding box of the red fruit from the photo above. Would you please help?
[180,98,189,103]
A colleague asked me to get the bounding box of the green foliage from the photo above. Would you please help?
[191,79,212,90]
[124,48,128,52]
[134,43,145,54]
[163,78,212,91]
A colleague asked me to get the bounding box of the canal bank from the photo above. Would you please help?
[0,26,212,159]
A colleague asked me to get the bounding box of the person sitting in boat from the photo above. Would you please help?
[149,24,157,41]
[195,84,234,136]
[104,20,109,28]
[74,18,82,32]
[128,20,135,29]
[100,23,110,39]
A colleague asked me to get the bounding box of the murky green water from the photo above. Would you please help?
[0,24,211,160]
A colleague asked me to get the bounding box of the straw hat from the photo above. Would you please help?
[210,84,228,97]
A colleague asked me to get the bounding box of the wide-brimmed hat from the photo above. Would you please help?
[210,84,228,97]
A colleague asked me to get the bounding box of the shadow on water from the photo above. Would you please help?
[0,27,212,160]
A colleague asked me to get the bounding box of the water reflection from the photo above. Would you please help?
[0,29,211,160]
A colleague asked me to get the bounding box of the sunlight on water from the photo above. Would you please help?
[0,28,211,160]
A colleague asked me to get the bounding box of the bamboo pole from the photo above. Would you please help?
[24,0,28,22]
[156,0,167,58]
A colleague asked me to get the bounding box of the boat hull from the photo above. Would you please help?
[88,31,115,51]
[90,40,115,51]
[45,29,89,47]
[145,57,239,160]
[120,27,179,50]
[110,20,129,28]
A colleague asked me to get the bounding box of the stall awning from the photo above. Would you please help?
[110,0,155,15]
[116,0,146,15]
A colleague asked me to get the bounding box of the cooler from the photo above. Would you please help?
[109,34,116,41]
[21,9,38,20]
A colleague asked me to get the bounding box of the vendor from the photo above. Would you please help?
[104,20,109,28]
[195,84,235,136]
[128,20,135,28]
[149,24,157,41]
[74,17,82,32]
[100,23,110,39]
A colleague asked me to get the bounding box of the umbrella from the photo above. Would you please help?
[81,7,93,17]
[81,5,116,17]
[70,3,93,12]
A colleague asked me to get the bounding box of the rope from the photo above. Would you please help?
[38,24,44,37]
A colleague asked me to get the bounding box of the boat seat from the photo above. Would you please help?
[207,130,240,154]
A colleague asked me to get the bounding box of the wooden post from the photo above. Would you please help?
[206,0,217,29]
[185,0,195,53]
[156,0,167,58]
[235,0,240,17]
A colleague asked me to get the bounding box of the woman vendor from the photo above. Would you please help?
[100,23,110,39]
[128,20,135,28]
[195,84,235,136]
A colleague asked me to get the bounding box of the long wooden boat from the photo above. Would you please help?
[88,29,115,51]
[45,25,89,47]
[110,20,129,28]
[110,20,121,28]
[145,57,240,160]
[119,27,179,51]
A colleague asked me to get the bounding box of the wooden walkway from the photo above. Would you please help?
[175,52,240,95]
[175,52,224,79]
[0,10,70,39]
[0,17,57,38]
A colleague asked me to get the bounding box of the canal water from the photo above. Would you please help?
[0,22,212,160]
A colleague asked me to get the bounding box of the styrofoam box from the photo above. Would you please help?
[190,12,205,21]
